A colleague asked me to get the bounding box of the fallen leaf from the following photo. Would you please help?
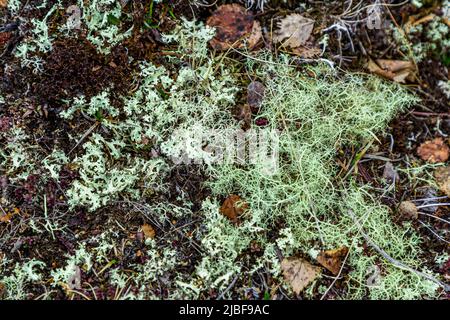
[435,166,450,197]
[207,4,262,51]
[247,81,265,111]
[317,246,349,275]
[219,194,248,223]
[281,257,321,295]
[367,58,416,83]
[0,0,7,8]
[0,207,19,223]
[0,282,5,299]
[233,104,252,129]
[383,162,400,183]
[67,266,81,290]
[0,32,11,47]
[142,223,156,239]
[0,213,13,223]
[247,20,263,50]
[417,137,450,163]
[273,14,315,49]
[290,46,321,58]
[398,200,418,220]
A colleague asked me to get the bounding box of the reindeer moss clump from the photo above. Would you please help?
[200,58,440,299]
[0,18,443,300]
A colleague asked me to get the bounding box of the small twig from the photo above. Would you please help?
[411,111,450,118]
[417,203,450,209]
[418,221,450,245]
[67,122,99,155]
[418,212,450,226]
[217,276,238,300]
[412,196,448,202]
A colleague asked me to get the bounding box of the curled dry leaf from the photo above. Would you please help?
[291,46,321,59]
[435,166,450,197]
[367,58,416,83]
[281,257,321,295]
[206,4,262,51]
[398,200,418,220]
[247,20,262,50]
[0,0,7,8]
[0,207,19,223]
[247,81,265,111]
[273,14,315,49]
[0,213,13,223]
[383,162,400,183]
[233,103,252,129]
[142,223,156,239]
[0,32,11,47]
[316,246,349,275]
[417,137,450,163]
[219,194,249,223]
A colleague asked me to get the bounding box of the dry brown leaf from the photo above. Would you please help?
[398,201,418,220]
[273,14,315,49]
[290,46,321,58]
[247,20,263,50]
[281,257,321,295]
[247,81,265,111]
[233,103,252,129]
[417,137,450,163]
[0,207,19,223]
[435,166,450,197]
[0,32,11,47]
[444,17,450,28]
[67,266,82,290]
[219,194,249,223]
[376,59,414,73]
[0,213,13,223]
[367,58,416,83]
[383,162,400,183]
[0,282,5,299]
[207,4,262,51]
[316,246,349,275]
[0,0,7,8]
[142,223,156,239]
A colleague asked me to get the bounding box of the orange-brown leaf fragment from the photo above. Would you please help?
[0,0,7,8]
[281,257,321,295]
[435,166,450,197]
[417,138,449,163]
[0,32,11,47]
[219,194,248,223]
[142,223,155,240]
[247,81,265,111]
[367,58,416,83]
[273,14,315,49]
[0,213,13,223]
[0,282,5,299]
[317,246,349,275]
[207,4,261,51]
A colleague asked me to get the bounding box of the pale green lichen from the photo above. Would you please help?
[0,16,445,300]
[14,3,60,73]
[0,258,46,300]
[77,0,132,54]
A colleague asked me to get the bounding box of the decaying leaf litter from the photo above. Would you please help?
[0,0,449,300]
